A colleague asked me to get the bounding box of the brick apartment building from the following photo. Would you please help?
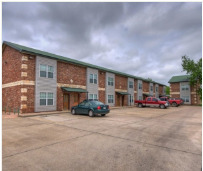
[168,75,201,105]
[2,41,166,113]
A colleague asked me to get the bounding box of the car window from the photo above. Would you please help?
[91,101,104,105]
[85,102,91,106]
[79,101,86,106]
[147,98,151,101]
[152,98,157,101]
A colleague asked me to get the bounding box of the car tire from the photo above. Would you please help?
[88,110,94,117]
[172,102,177,107]
[101,114,106,117]
[160,104,165,109]
[138,103,143,108]
[71,109,76,115]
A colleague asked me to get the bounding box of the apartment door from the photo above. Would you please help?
[73,93,79,106]
[122,95,124,106]
[63,94,69,110]
[117,95,120,106]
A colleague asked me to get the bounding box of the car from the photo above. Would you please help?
[135,97,169,109]
[71,100,110,117]
[160,96,182,107]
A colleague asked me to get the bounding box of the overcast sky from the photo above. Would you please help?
[2,2,202,85]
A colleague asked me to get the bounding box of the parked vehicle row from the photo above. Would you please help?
[71,96,184,118]
[135,96,184,109]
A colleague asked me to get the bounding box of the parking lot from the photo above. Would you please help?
[3,106,202,171]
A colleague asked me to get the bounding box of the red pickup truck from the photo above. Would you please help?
[135,97,169,109]
[160,97,182,107]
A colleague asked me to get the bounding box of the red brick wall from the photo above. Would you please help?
[57,87,63,111]
[99,90,105,104]
[115,75,127,90]
[57,61,87,111]
[57,61,86,85]
[143,81,149,92]
[115,75,127,106]
[170,83,180,92]
[99,71,105,88]
[2,46,36,113]
[2,86,21,111]
[2,46,22,84]
[21,85,35,113]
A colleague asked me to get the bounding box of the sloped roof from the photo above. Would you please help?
[3,41,166,86]
[168,75,190,83]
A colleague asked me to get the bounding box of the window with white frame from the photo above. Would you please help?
[129,95,134,103]
[108,77,114,86]
[129,81,133,88]
[89,94,97,100]
[40,65,47,78]
[150,85,153,91]
[156,87,158,92]
[182,96,190,102]
[40,64,54,78]
[108,95,114,103]
[138,83,142,89]
[181,85,189,91]
[40,92,54,106]
[90,74,97,84]
[48,66,54,78]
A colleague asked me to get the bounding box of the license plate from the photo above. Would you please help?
[103,107,106,109]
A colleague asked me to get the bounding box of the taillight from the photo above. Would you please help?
[97,106,101,110]
[108,105,110,109]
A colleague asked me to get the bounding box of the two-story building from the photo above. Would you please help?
[2,41,166,113]
[168,75,201,105]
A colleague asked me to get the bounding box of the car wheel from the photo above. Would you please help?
[138,103,143,108]
[88,110,94,117]
[101,114,106,117]
[172,102,177,107]
[160,104,165,109]
[71,109,76,115]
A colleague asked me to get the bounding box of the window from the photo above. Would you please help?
[90,74,97,84]
[40,64,54,78]
[147,98,151,101]
[129,81,133,88]
[181,85,189,91]
[40,92,54,106]
[40,64,47,78]
[89,94,97,100]
[182,96,190,102]
[152,98,157,102]
[48,66,54,78]
[40,92,46,105]
[139,83,142,89]
[139,96,142,100]
[108,77,114,86]
[129,95,134,103]
[108,95,114,103]
[150,86,153,91]
[156,87,158,92]
[47,93,53,105]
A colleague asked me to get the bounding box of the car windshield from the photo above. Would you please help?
[90,101,104,106]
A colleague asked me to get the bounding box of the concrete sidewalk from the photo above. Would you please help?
[18,105,136,117]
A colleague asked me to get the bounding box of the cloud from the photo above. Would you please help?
[2,2,202,85]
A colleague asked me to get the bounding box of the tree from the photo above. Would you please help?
[181,56,202,100]
[166,86,170,95]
